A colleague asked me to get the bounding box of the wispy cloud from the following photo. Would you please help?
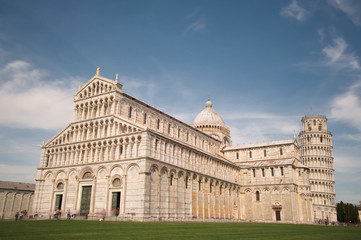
[328,0,361,26]
[0,61,85,129]
[317,28,325,43]
[322,37,360,70]
[185,17,206,33]
[330,80,361,131]
[280,0,311,22]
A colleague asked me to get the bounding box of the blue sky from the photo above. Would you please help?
[0,0,360,204]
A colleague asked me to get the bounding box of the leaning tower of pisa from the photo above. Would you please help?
[299,115,337,222]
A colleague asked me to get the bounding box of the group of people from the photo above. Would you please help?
[316,218,335,225]
[52,209,78,220]
[14,210,27,221]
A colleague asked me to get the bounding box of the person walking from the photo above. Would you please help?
[15,212,19,221]
[19,211,23,221]
[67,210,71,220]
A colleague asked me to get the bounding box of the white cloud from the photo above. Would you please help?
[228,116,300,145]
[330,80,361,131]
[0,164,37,183]
[185,18,206,33]
[280,0,311,22]
[334,153,361,173]
[0,61,85,129]
[322,37,360,70]
[328,0,361,26]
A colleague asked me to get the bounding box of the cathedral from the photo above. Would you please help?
[32,69,336,223]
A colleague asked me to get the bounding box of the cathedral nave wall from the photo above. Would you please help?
[224,141,298,163]
[119,94,222,155]
[146,160,241,220]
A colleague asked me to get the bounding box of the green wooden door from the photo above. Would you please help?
[80,186,92,216]
[111,192,121,216]
[54,194,63,210]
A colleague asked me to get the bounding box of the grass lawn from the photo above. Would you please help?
[0,221,360,240]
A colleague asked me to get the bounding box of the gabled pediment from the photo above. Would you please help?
[74,74,123,101]
[44,115,143,148]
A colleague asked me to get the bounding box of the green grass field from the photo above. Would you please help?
[0,221,360,240]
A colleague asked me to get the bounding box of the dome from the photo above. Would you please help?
[193,99,226,126]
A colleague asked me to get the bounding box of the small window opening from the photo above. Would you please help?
[280,148,283,155]
[253,169,256,177]
[280,167,284,176]
[256,191,260,201]
[262,168,265,177]
[155,139,158,151]
[264,150,267,157]
[271,168,274,176]
[128,106,132,118]
[143,113,147,124]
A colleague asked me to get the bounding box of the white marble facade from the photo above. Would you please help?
[32,70,336,223]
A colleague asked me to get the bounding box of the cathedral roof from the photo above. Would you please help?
[193,99,226,126]
[224,139,297,151]
[0,180,35,191]
[236,158,307,168]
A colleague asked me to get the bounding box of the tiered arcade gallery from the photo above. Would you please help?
[32,70,336,223]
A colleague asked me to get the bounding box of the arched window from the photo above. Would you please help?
[170,174,173,186]
[256,191,260,201]
[82,171,92,179]
[57,182,64,190]
[112,178,122,187]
